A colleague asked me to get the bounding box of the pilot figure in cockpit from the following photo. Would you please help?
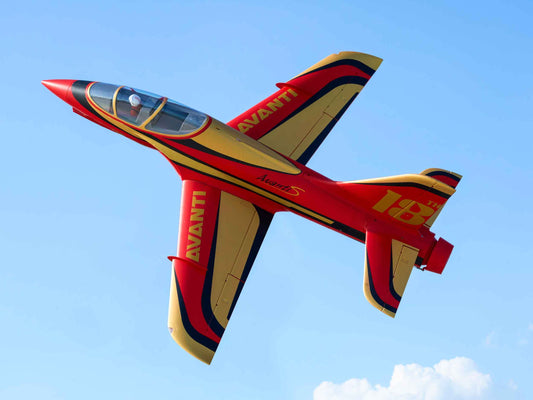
[129,94,142,118]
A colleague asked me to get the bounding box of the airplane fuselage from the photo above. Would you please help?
[42,50,460,363]
[44,79,441,268]
[140,118,437,264]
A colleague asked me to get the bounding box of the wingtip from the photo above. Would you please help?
[421,168,462,189]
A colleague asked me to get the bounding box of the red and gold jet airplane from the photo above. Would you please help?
[43,52,461,364]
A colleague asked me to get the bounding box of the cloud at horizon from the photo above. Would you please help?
[314,357,492,400]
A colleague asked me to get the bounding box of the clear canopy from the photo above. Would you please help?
[89,82,207,136]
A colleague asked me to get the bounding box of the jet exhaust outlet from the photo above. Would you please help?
[425,238,453,274]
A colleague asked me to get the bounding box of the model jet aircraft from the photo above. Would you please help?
[43,51,461,364]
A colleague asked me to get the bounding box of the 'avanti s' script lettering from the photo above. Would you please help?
[256,174,305,197]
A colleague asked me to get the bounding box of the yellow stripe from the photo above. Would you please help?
[112,85,124,116]
[292,51,382,79]
[140,97,168,128]
[352,174,456,197]
[167,268,215,364]
[85,93,333,225]
[145,136,333,224]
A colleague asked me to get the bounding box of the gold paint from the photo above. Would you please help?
[363,257,396,318]
[84,104,331,225]
[293,51,383,79]
[237,89,299,134]
[210,192,259,326]
[390,239,418,297]
[354,174,456,197]
[167,267,215,364]
[372,190,402,213]
[139,97,168,128]
[112,85,124,116]
[388,199,434,225]
[260,84,364,160]
[266,98,283,112]
[143,135,333,224]
[192,119,301,175]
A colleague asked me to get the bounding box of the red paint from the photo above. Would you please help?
[44,54,460,361]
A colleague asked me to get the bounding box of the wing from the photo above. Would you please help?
[226,51,382,164]
[363,230,419,318]
[167,180,273,364]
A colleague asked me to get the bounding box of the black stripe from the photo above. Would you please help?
[173,268,219,352]
[169,158,367,246]
[298,59,376,78]
[267,76,368,138]
[365,253,397,314]
[200,200,274,332]
[330,222,366,242]
[72,80,96,112]
[357,181,452,199]
[76,87,364,244]
[71,80,154,146]
[425,170,461,185]
[389,253,402,302]
[201,214,226,338]
[297,92,359,164]
[72,81,359,230]
[261,76,368,165]
[155,145,336,228]
[179,139,298,175]
[228,206,273,319]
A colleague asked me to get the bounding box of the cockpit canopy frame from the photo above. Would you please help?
[88,82,208,136]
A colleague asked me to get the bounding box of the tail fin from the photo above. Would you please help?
[347,169,461,317]
[363,230,454,317]
[363,231,419,317]
[338,168,462,229]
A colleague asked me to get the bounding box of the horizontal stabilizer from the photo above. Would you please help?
[338,169,461,229]
[363,230,419,317]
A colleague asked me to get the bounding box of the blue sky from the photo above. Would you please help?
[1,1,532,399]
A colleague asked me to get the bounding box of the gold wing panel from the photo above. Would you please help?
[168,180,272,364]
[259,52,382,164]
[363,231,419,318]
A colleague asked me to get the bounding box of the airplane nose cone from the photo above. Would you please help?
[42,79,76,102]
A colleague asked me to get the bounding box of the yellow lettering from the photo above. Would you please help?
[189,222,203,237]
[244,113,260,125]
[278,92,291,102]
[192,196,205,207]
[190,208,204,221]
[388,200,434,225]
[287,88,298,98]
[267,99,284,112]
[238,122,253,133]
[187,234,201,249]
[258,108,273,120]
[186,190,206,262]
[186,247,200,262]
[427,200,442,209]
[373,190,402,212]
[288,186,305,196]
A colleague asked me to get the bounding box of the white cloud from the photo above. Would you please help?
[314,357,491,400]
